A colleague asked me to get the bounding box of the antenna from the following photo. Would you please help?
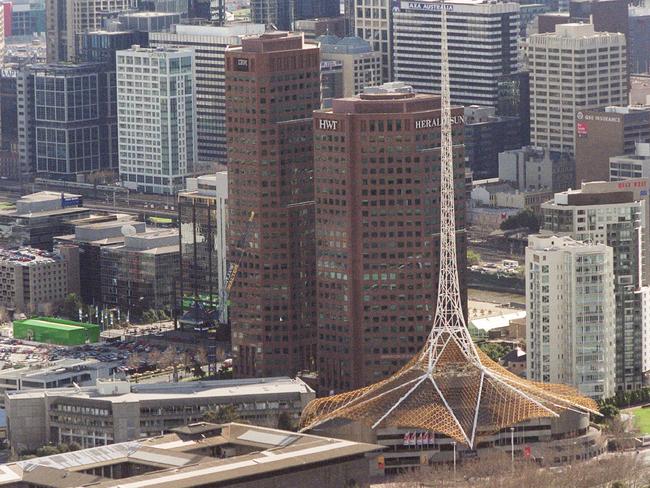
[121,224,137,237]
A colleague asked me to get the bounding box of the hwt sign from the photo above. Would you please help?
[319,119,339,131]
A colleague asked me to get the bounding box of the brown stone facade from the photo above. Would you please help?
[225,32,320,378]
[313,92,467,394]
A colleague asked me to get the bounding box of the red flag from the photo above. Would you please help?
[524,446,531,458]
[417,432,423,446]
[403,432,409,446]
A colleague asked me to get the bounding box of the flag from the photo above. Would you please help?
[417,432,423,446]
[423,432,430,446]
[524,446,531,458]
[403,432,410,446]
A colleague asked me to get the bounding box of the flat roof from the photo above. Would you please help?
[0,423,382,488]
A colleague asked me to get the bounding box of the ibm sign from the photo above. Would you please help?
[234,58,249,72]
[400,1,454,11]
[415,115,464,129]
[319,119,339,131]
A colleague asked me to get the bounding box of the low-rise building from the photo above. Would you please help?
[0,358,121,407]
[0,422,382,487]
[0,246,77,314]
[499,146,575,193]
[6,377,315,452]
[0,191,89,250]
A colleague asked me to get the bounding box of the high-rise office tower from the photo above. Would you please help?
[629,6,650,74]
[542,186,647,391]
[17,63,118,179]
[116,45,197,194]
[149,23,265,168]
[313,82,467,393]
[225,32,320,378]
[527,23,627,155]
[0,4,5,63]
[526,234,615,400]
[45,0,137,62]
[250,0,293,30]
[393,0,519,108]
[354,0,392,82]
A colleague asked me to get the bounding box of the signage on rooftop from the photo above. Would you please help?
[400,1,454,11]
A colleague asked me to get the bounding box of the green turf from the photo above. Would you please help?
[632,407,650,434]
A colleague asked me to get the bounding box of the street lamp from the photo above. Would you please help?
[452,441,457,478]
[510,427,515,471]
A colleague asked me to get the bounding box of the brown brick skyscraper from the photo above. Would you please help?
[225,32,320,378]
[313,85,467,394]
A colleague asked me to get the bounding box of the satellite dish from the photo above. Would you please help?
[121,224,137,237]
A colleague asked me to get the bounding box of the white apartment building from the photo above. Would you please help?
[526,235,615,400]
[354,0,392,82]
[149,23,265,167]
[392,0,520,107]
[116,45,197,195]
[527,23,627,155]
[542,188,646,391]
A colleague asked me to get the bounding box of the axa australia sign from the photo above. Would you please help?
[400,1,454,11]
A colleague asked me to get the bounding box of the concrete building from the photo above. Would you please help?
[527,23,628,155]
[8,0,46,37]
[575,106,650,186]
[100,229,179,316]
[610,143,650,181]
[0,422,381,487]
[0,191,90,250]
[294,0,340,20]
[149,23,266,167]
[45,0,137,62]
[353,0,392,82]
[0,4,4,62]
[294,16,345,41]
[499,146,574,193]
[17,62,119,179]
[116,11,180,32]
[320,58,344,107]
[463,105,521,179]
[225,32,320,379]
[393,0,519,107]
[0,358,120,408]
[54,215,145,305]
[6,377,315,451]
[526,235,615,400]
[0,246,77,313]
[117,45,197,194]
[313,82,466,393]
[317,35,381,98]
[542,187,647,391]
[178,172,228,322]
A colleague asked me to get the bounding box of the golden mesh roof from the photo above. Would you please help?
[300,335,598,447]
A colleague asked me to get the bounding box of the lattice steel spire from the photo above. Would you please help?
[300,0,599,448]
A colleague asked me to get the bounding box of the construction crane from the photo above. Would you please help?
[208,210,255,376]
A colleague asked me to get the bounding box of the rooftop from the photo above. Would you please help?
[6,376,315,402]
[0,423,382,487]
[0,247,61,266]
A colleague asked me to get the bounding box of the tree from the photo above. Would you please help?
[161,345,180,382]
[478,342,509,362]
[60,293,83,321]
[467,249,481,267]
[126,352,142,371]
[277,411,294,431]
[599,403,620,420]
[147,348,162,368]
[202,404,240,424]
[500,209,542,232]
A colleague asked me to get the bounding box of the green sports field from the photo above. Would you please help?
[631,407,650,434]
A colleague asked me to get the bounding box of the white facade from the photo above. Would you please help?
[149,24,265,167]
[392,0,520,107]
[526,235,615,400]
[527,23,627,155]
[354,0,392,82]
[0,5,5,63]
[117,46,197,195]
